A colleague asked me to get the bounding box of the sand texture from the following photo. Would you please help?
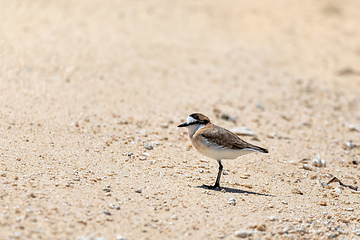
[1,1,360,239]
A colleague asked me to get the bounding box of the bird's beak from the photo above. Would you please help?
[177,122,189,127]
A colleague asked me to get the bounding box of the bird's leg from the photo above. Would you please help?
[204,160,223,189]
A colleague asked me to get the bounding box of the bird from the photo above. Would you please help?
[178,113,268,189]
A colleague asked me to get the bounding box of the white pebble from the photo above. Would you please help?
[303,164,313,171]
[234,230,252,238]
[116,235,128,240]
[228,198,236,206]
[143,142,153,150]
[312,155,326,167]
[268,216,278,221]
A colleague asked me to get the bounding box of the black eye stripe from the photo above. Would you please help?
[188,120,207,126]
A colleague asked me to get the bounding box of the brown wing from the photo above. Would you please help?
[199,124,268,153]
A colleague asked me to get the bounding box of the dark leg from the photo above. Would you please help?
[204,160,223,189]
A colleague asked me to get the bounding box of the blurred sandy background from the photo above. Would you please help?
[1,0,360,239]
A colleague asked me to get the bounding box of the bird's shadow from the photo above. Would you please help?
[196,185,275,197]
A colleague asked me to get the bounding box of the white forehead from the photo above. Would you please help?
[186,116,197,124]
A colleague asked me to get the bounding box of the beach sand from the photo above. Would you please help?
[1,1,360,239]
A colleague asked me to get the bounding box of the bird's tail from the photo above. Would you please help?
[247,144,268,154]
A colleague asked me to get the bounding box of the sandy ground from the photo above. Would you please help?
[1,1,360,239]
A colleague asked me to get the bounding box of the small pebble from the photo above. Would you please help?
[256,224,266,231]
[171,215,178,220]
[354,229,360,236]
[283,226,293,233]
[331,187,342,197]
[104,211,111,216]
[220,113,237,123]
[292,188,303,195]
[135,189,142,193]
[143,142,153,150]
[160,123,169,129]
[116,235,128,240]
[228,198,236,206]
[296,228,306,233]
[345,141,356,149]
[234,230,252,238]
[348,124,360,132]
[303,164,313,171]
[312,155,326,167]
[268,216,278,221]
[109,204,120,210]
[103,187,111,192]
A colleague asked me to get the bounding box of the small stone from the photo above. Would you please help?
[26,193,36,198]
[135,189,142,193]
[303,164,313,171]
[292,188,303,195]
[143,142,153,150]
[171,215,178,220]
[220,113,237,123]
[312,155,326,167]
[345,141,356,149]
[296,228,306,234]
[348,124,360,132]
[127,152,133,156]
[73,178,80,181]
[334,187,342,195]
[256,102,264,110]
[354,229,360,236]
[116,235,128,240]
[234,230,252,238]
[160,123,169,129]
[268,216,278,221]
[109,204,120,210]
[103,187,111,192]
[104,211,111,216]
[341,218,349,223]
[228,198,236,206]
[283,226,293,233]
[319,201,327,206]
[256,224,266,231]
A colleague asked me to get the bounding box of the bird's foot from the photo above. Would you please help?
[203,184,221,190]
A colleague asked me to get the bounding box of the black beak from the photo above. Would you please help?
[177,122,188,127]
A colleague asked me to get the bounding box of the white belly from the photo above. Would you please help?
[192,139,254,160]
